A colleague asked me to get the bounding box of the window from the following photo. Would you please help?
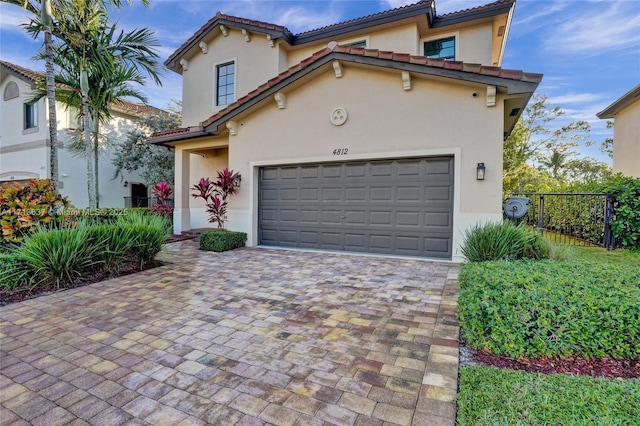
[424,36,455,60]
[348,40,367,48]
[216,62,235,106]
[24,102,38,129]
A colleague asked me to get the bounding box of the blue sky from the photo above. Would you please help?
[1,0,639,163]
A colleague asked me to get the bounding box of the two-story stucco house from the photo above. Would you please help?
[1,60,163,208]
[597,84,640,178]
[150,0,542,261]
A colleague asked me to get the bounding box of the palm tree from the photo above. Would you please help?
[1,0,149,192]
[26,0,160,207]
[47,24,161,206]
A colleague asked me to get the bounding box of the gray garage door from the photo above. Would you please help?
[259,157,454,258]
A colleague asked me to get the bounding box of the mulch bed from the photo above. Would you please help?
[165,234,195,243]
[1,236,195,306]
[467,344,640,379]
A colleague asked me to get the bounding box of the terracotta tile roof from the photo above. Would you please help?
[0,60,44,83]
[294,0,433,37]
[111,100,167,117]
[165,12,293,68]
[149,43,541,145]
[439,0,514,17]
[0,60,165,117]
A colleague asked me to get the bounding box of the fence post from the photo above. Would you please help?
[537,195,545,236]
[604,194,614,250]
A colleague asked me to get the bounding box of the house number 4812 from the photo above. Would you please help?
[333,148,349,155]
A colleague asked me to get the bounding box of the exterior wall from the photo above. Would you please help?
[211,66,504,261]
[57,111,148,208]
[286,23,420,67]
[0,74,50,180]
[172,139,229,233]
[612,100,640,177]
[181,29,280,126]
[1,74,150,207]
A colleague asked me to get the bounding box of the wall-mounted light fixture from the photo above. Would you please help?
[124,181,129,188]
[476,163,486,181]
[235,174,242,188]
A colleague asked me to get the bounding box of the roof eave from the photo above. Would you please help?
[596,84,640,119]
[293,2,435,45]
[203,51,541,134]
[165,18,292,72]
[431,0,514,28]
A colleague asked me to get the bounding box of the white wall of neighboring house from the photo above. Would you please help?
[56,110,149,208]
[611,100,640,178]
[1,69,150,208]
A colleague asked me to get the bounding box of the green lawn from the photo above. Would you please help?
[457,247,640,425]
[457,366,639,426]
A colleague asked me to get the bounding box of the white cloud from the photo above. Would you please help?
[549,92,607,106]
[0,4,36,39]
[545,1,640,57]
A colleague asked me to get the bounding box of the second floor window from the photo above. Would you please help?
[24,102,38,129]
[216,62,235,106]
[424,36,455,60]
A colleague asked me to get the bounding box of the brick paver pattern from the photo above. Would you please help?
[0,240,460,426]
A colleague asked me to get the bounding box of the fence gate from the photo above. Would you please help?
[504,193,614,249]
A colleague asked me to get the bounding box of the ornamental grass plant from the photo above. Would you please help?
[461,220,552,262]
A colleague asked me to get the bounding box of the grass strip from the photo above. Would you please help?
[457,366,639,425]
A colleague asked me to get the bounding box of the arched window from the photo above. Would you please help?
[3,81,19,101]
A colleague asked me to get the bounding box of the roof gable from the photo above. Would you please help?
[597,84,640,119]
[0,60,42,85]
[150,42,541,145]
[0,60,165,117]
[165,0,515,73]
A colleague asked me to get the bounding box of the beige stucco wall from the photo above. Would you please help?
[179,18,499,127]
[612,99,640,178]
[181,28,280,127]
[176,65,504,261]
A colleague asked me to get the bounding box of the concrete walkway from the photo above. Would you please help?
[0,240,460,426]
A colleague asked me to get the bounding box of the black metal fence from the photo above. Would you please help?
[504,193,614,249]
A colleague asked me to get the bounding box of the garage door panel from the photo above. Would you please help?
[370,234,392,249]
[425,186,452,201]
[371,187,393,201]
[322,165,342,178]
[397,211,420,226]
[345,187,367,201]
[259,157,453,258]
[300,210,319,223]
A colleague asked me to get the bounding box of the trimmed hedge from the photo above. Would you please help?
[200,230,247,252]
[459,258,640,359]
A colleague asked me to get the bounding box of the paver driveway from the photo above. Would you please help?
[0,240,460,426]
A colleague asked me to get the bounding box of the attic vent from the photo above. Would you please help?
[509,108,521,116]
[503,197,531,219]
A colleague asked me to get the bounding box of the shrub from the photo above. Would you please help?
[16,224,103,288]
[461,221,552,262]
[191,169,240,229]
[87,224,137,274]
[553,174,640,249]
[458,259,640,359]
[0,252,34,289]
[150,181,174,217]
[0,179,71,243]
[200,230,247,252]
[127,224,168,268]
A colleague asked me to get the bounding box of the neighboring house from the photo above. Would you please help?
[150,0,542,261]
[596,84,640,178]
[0,60,163,208]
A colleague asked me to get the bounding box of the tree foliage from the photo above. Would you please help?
[111,108,180,187]
[504,94,611,193]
